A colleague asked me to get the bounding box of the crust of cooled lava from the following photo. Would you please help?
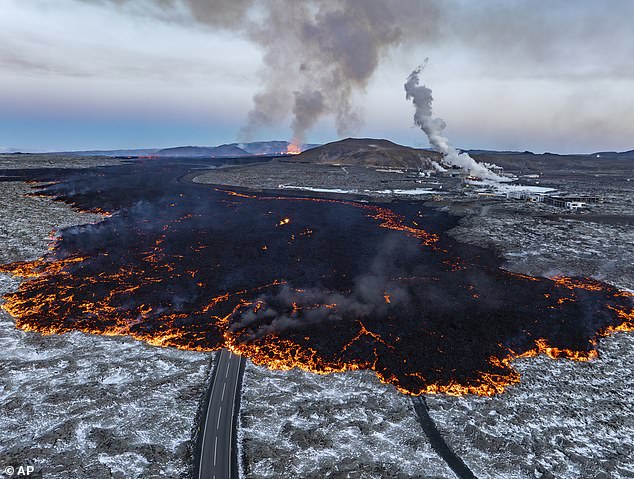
[2,152,632,479]
[231,152,634,478]
[0,163,214,478]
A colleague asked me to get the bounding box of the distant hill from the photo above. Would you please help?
[155,144,249,158]
[155,142,320,157]
[292,138,441,168]
[62,148,161,157]
[591,150,634,160]
[470,149,634,174]
[57,142,319,158]
[235,141,289,155]
[467,149,535,156]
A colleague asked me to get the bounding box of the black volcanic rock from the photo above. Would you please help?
[293,138,440,168]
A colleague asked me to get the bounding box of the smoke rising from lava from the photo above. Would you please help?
[230,235,414,340]
[404,62,502,180]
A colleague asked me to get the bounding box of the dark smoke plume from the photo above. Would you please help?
[239,0,415,147]
[81,0,440,145]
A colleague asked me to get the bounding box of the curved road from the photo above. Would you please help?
[198,349,245,479]
[411,396,478,479]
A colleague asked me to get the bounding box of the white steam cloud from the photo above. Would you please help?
[405,61,503,180]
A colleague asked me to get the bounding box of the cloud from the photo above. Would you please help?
[1,0,633,152]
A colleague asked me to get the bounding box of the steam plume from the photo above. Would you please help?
[405,62,503,180]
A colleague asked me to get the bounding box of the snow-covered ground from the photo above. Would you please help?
[239,366,454,478]
[427,332,634,479]
[450,210,634,291]
[238,175,634,478]
[474,181,557,196]
[0,180,213,478]
[238,329,633,479]
[278,184,436,196]
[374,188,435,195]
[278,185,360,194]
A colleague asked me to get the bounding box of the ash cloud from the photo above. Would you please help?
[239,0,421,146]
[74,0,634,149]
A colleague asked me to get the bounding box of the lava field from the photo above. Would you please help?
[1,158,632,396]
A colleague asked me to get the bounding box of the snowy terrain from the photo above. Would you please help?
[237,169,634,478]
[427,332,634,479]
[239,366,454,478]
[238,331,633,479]
[0,179,213,478]
[278,184,436,196]
[449,205,634,292]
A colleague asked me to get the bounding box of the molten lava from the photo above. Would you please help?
[1,159,632,397]
[286,142,302,155]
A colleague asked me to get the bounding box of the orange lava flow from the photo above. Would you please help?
[0,256,87,279]
[0,252,286,353]
[286,142,302,155]
[214,188,439,248]
[550,275,616,293]
[2,252,633,396]
[1,187,632,398]
[221,281,633,397]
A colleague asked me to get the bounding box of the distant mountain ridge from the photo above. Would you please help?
[155,144,249,158]
[155,142,321,157]
[59,148,161,157]
[48,142,634,160]
[58,141,318,158]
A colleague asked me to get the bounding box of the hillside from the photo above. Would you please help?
[156,144,249,158]
[470,150,634,174]
[292,138,441,168]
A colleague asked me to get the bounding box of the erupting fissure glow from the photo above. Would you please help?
[286,142,302,155]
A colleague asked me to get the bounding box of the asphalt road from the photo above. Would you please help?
[411,397,478,479]
[199,349,245,479]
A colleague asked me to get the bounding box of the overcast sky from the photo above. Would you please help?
[1,0,633,153]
